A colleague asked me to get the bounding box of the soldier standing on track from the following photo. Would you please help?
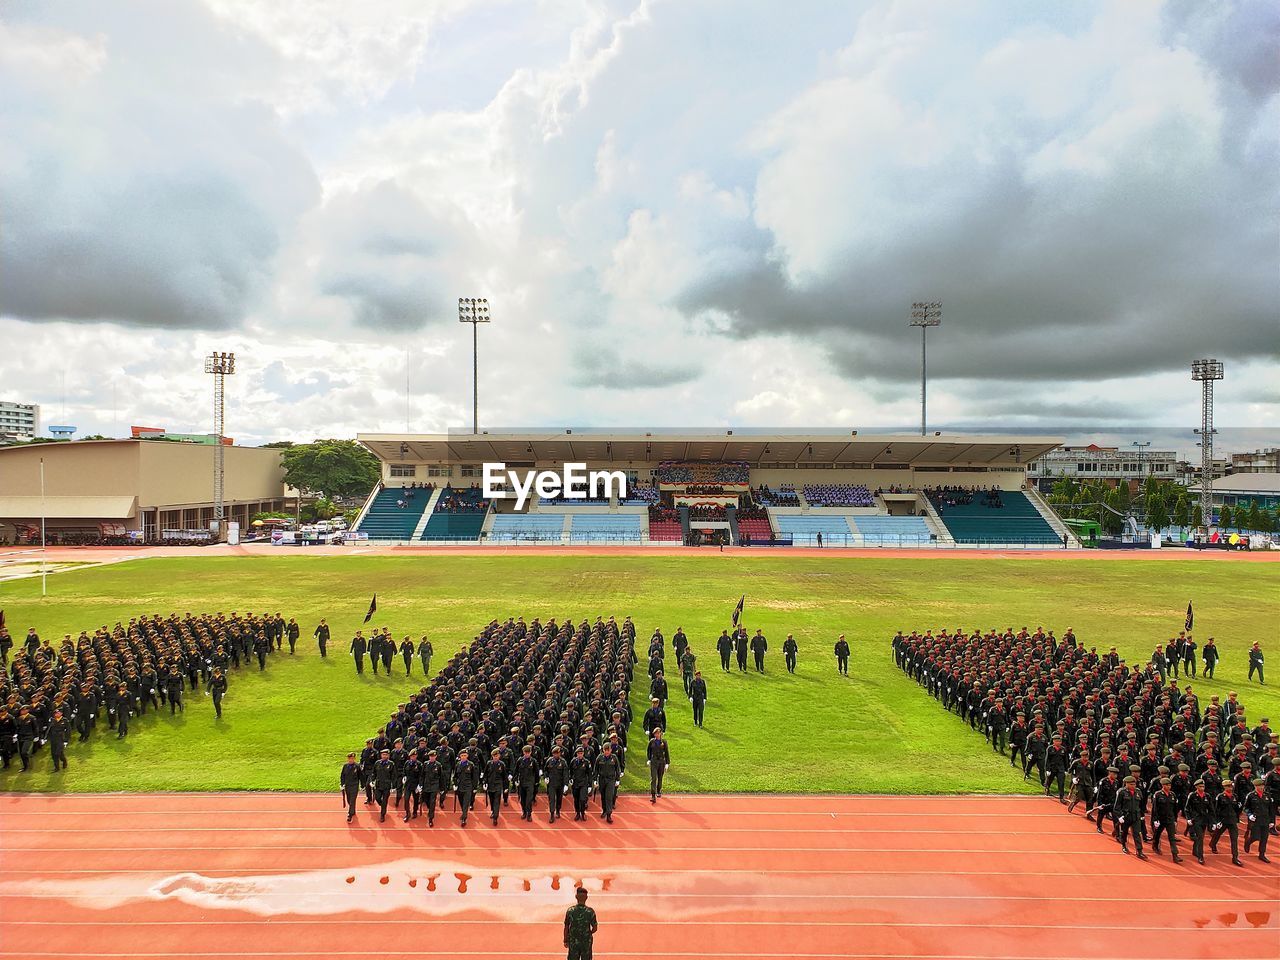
[516,744,540,821]
[546,745,568,823]
[716,630,733,672]
[1243,779,1274,862]
[485,748,506,825]
[750,629,767,672]
[373,748,395,822]
[1186,780,1212,864]
[314,619,330,657]
[359,739,377,804]
[563,887,598,960]
[834,635,850,676]
[1210,781,1243,865]
[1116,776,1148,860]
[1150,778,1184,863]
[647,728,670,802]
[690,671,707,728]
[595,742,621,823]
[350,632,366,675]
[783,634,798,674]
[455,748,478,827]
[340,752,361,822]
[570,745,592,821]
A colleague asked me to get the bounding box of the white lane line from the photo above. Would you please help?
[2,920,1273,931]
[1,892,1269,902]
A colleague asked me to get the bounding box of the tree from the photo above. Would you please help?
[260,441,295,449]
[1145,495,1170,536]
[1102,487,1125,536]
[1191,503,1203,530]
[1246,500,1263,532]
[279,440,380,501]
[1219,504,1232,529]
[1172,495,1190,529]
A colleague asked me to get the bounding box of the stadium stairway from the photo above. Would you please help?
[933,491,1061,546]
[355,488,432,540]
[1022,486,1080,546]
[726,505,740,545]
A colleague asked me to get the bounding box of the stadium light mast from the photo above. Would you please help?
[1131,441,1150,483]
[909,301,942,436]
[458,298,491,434]
[1191,358,1224,533]
[203,351,236,536]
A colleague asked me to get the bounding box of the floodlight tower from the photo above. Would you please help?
[204,351,236,533]
[458,298,491,434]
[1191,358,1224,531]
[909,301,942,436]
[1131,440,1150,483]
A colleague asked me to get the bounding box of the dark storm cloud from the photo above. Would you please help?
[0,1,319,330]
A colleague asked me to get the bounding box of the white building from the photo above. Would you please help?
[0,401,40,441]
[1027,443,1176,490]
[1231,448,1280,474]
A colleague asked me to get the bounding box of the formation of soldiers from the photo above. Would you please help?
[1,612,296,773]
[345,627,434,677]
[894,627,1279,866]
[342,615,637,826]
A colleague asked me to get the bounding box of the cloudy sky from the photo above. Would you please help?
[1,0,1277,446]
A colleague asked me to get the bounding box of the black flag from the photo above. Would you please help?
[1184,601,1193,633]
[364,594,377,624]
[731,594,745,627]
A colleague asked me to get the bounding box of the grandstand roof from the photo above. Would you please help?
[358,432,1061,467]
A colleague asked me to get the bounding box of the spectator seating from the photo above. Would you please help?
[850,515,932,544]
[737,516,774,542]
[802,484,875,507]
[654,462,750,484]
[421,486,489,541]
[648,520,683,542]
[489,513,566,542]
[621,481,660,506]
[932,491,1060,545]
[755,484,800,507]
[538,495,612,507]
[773,514,854,545]
[357,488,432,540]
[569,514,643,542]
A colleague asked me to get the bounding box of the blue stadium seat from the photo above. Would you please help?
[489,514,566,542]
[772,514,855,546]
[850,515,933,544]
[568,514,643,542]
[356,489,431,540]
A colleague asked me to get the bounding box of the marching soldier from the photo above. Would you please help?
[400,636,415,675]
[1243,778,1274,862]
[455,748,479,827]
[340,752,361,822]
[834,635,850,676]
[750,629,768,672]
[1186,779,1213,864]
[349,632,367,675]
[515,744,540,821]
[1116,776,1148,859]
[314,619,330,657]
[418,636,433,676]
[1150,777,1184,863]
[286,617,300,654]
[209,669,227,719]
[783,634,798,674]
[690,671,707,728]
[373,748,395,822]
[595,741,621,823]
[570,745,593,821]
[1248,642,1265,685]
[716,631,733,672]
[1210,781,1243,865]
[546,745,568,823]
[734,629,748,672]
[647,728,670,802]
[485,748,507,825]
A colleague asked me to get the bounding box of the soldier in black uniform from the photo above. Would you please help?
[515,744,540,821]
[418,636,433,676]
[570,745,593,820]
[47,709,70,771]
[647,728,670,802]
[368,633,381,675]
[359,739,377,804]
[340,752,361,822]
[1150,778,1183,863]
[595,742,621,822]
[546,745,568,823]
[314,619,330,657]
[716,631,733,672]
[1185,779,1213,864]
[402,748,423,821]
[1210,781,1243,865]
[209,669,228,719]
[783,634,798,674]
[454,748,478,826]
[649,670,668,706]
[1243,779,1274,862]
[484,748,506,825]
[642,698,666,740]
[373,748,395,822]
[349,632,366,675]
[1248,642,1265,684]
[1044,733,1068,801]
[734,630,748,672]
[690,671,707,728]
[750,630,767,672]
[165,668,184,714]
[380,633,394,674]
[400,636,415,675]
[286,618,300,654]
[1023,726,1047,784]
[1115,776,1147,859]
[833,635,850,676]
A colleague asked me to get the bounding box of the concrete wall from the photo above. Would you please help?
[0,441,141,495]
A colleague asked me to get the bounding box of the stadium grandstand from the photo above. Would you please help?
[353,431,1074,548]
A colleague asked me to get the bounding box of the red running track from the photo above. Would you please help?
[0,794,1275,960]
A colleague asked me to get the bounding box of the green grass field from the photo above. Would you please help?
[1,554,1276,795]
